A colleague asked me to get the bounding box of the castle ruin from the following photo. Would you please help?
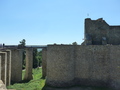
[83,18,120,45]
[43,18,120,90]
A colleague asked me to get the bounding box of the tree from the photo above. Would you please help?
[36,50,42,66]
[33,49,42,68]
[72,42,77,45]
[18,39,26,69]
[19,39,26,47]
[33,48,38,68]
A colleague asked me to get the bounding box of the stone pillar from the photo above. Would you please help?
[0,52,7,86]
[0,56,1,80]
[2,50,11,86]
[0,80,6,89]
[42,48,47,78]
[11,49,23,83]
[24,48,33,81]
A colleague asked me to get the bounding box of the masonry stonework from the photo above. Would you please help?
[0,56,1,80]
[0,47,35,86]
[42,48,47,78]
[46,45,120,89]
[24,48,33,81]
[46,45,75,87]
[11,49,23,83]
[2,50,11,86]
[83,18,120,45]
[0,53,6,85]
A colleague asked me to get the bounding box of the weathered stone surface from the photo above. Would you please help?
[46,45,75,87]
[46,45,120,90]
[109,46,120,89]
[0,80,6,89]
[42,48,47,78]
[75,45,111,87]
[11,49,23,83]
[2,50,11,86]
[24,48,33,81]
[84,18,120,45]
[0,52,7,86]
[43,86,111,90]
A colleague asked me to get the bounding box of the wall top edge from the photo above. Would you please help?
[47,45,120,46]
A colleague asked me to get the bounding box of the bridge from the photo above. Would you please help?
[0,45,47,49]
[0,44,47,86]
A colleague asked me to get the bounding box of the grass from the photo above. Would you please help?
[7,68,111,90]
[7,67,45,90]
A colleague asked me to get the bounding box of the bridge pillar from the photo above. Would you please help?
[42,48,47,78]
[11,49,23,83]
[2,50,11,86]
[24,48,33,81]
[0,56,2,80]
[0,52,7,86]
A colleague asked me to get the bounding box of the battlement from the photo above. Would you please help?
[83,18,120,45]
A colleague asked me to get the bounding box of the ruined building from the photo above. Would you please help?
[83,18,120,45]
[43,18,120,90]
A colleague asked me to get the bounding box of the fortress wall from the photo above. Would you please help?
[75,46,110,87]
[109,46,120,89]
[108,26,120,45]
[85,18,109,45]
[42,48,47,78]
[46,45,120,89]
[46,45,75,87]
[75,46,91,81]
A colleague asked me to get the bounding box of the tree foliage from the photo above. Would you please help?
[18,39,42,69]
[33,49,42,68]
[18,39,26,69]
[19,39,26,46]
[72,42,77,45]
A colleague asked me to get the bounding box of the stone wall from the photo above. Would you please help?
[84,18,120,45]
[0,50,11,86]
[42,48,47,78]
[2,50,11,86]
[0,52,6,85]
[0,48,33,86]
[11,49,23,83]
[24,48,33,81]
[46,45,120,89]
[46,45,75,87]
[109,26,120,44]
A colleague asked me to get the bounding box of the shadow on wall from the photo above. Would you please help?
[42,45,120,90]
[42,85,111,90]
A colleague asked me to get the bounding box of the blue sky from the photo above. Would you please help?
[0,0,120,45]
